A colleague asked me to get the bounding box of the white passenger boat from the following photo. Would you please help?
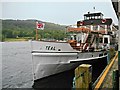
[31,12,117,81]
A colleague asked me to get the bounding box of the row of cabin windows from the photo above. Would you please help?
[70,36,108,44]
[84,16,103,20]
[99,38,108,43]
[70,35,107,43]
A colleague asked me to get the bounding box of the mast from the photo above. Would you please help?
[35,21,45,41]
[36,29,38,41]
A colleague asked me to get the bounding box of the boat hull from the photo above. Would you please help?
[32,49,107,80]
[32,55,107,88]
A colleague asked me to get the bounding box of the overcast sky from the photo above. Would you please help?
[1,0,118,25]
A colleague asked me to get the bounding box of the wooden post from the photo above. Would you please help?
[36,29,38,41]
[74,64,92,89]
[112,70,119,90]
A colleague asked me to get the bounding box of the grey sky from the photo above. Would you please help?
[2,0,118,25]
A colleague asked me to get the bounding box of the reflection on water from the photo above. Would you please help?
[2,42,33,88]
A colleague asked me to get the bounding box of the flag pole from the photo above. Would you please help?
[36,29,38,41]
[36,21,45,41]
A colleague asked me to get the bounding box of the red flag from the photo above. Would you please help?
[36,22,45,30]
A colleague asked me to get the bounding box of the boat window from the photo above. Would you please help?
[107,25,111,30]
[67,35,71,40]
[99,38,103,43]
[93,25,98,30]
[85,17,89,20]
[74,35,76,40]
[96,38,99,43]
[104,38,108,43]
[84,16,86,20]
[70,36,74,40]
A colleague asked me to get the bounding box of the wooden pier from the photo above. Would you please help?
[74,52,119,89]
[94,52,118,89]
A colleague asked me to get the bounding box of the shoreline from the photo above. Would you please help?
[1,38,32,42]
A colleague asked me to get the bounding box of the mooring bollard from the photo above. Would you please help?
[74,64,92,90]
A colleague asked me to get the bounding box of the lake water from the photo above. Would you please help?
[2,41,33,88]
[1,41,107,89]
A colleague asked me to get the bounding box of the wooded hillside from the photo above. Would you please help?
[2,19,67,41]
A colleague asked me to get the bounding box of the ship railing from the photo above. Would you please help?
[68,40,95,52]
[67,25,110,34]
[67,26,91,33]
